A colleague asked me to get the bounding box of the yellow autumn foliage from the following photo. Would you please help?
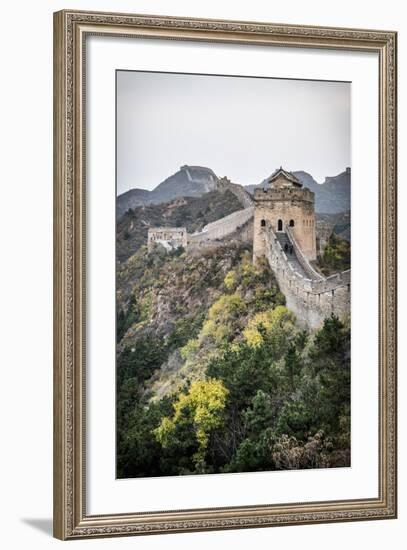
[153,379,229,466]
[201,293,246,344]
[224,270,237,291]
[243,305,295,348]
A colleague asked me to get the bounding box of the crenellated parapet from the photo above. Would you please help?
[285,226,323,281]
[188,206,254,245]
[254,186,314,205]
[263,223,350,329]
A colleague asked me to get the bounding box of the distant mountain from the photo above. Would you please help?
[117,190,242,262]
[117,165,218,218]
[118,165,350,220]
[246,168,351,214]
[295,170,350,214]
[116,188,152,217]
[316,210,351,242]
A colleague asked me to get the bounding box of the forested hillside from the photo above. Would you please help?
[116,244,350,478]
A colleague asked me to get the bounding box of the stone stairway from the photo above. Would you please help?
[275,232,310,279]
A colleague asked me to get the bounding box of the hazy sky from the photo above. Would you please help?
[117,71,350,195]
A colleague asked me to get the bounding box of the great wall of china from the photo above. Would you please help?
[188,206,254,246]
[147,169,350,330]
[187,176,254,247]
[188,210,349,329]
[263,223,350,329]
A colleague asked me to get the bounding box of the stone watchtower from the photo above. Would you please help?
[253,167,316,261]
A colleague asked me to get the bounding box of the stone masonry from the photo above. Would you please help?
[253,168,316,261]
[146,168,350,329]
[188,206,254,246]
[252,168,350,329]
[264,223,350,328]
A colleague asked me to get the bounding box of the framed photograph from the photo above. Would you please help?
[53,9,397,540]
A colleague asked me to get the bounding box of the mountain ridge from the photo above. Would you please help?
[245,168,350,214]
[117,165,351,219]
[117,165,218,218]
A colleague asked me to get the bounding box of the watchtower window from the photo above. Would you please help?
[289,219,295,227]
[260,219,266,227]
[277,219,283,231]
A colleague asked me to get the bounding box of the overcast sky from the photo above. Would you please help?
[117,71,350,196]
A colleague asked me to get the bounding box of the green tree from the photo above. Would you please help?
[244,390,275,436]
[117,294,140,343]
[117,398,172,478]
[283,343,302,392]
[117,337,166,390]
[307,315,351,437]
[225,428,276,473]
[276,400,315,441]
[318,233,350,275]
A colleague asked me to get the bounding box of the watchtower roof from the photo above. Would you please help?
[268,167,302,188]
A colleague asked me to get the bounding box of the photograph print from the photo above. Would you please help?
[116,71,351,479]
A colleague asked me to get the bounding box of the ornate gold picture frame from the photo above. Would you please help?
[53,9,397,540]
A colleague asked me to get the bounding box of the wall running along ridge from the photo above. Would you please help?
[146,171,349,329]
[217,176,254,208]
[263,222,350,329]
[188,206,255,246]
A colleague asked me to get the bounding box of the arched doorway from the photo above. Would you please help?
[289,219,295,227]
[261,219,266,227]
[277,219,283,231]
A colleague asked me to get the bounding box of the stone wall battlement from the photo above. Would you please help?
[189,207,254,243]
[264,224,350,329]
[188,218,253,252]
[254,187,314,203]
[285,227,323,281]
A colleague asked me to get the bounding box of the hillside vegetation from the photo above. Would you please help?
[116,244,350,478]
[317,233,351,276]
[316,210,351,242]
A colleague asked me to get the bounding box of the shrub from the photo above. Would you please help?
[272,432,333,470]
[201,293,246,344]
